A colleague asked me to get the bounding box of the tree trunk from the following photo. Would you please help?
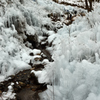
[85,0,89,9]
[89,0,92,11]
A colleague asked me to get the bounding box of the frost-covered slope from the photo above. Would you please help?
[1,0,100,100]
[35,3,100,100]
[0,0,83,82]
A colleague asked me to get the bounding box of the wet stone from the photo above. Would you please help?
[18,82,26,87]
[25,34,38,48]
[29,52,34,56]
[31,64,44,71]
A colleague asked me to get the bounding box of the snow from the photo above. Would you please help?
[48,34,56,44]
[1,0,100,100]
[42,59,49,65]
[32,49,41,55]
[31,70,49,83]
[37,1,100,100]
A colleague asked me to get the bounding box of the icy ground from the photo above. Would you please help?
[0,0,100,100]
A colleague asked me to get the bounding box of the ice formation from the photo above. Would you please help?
[1,0,100,100]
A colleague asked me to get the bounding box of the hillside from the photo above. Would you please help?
[0,0,100,100]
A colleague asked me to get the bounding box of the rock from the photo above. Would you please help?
[18,82,25,87]
[30,86,38,91]
[29,52,34,56]
[31,64,44,71]
[0,90,2,95]
[47,13,61,22]
[26,34,38,48]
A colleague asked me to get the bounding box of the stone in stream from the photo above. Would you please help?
[25,34,38,49]
[31,64,44,71]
